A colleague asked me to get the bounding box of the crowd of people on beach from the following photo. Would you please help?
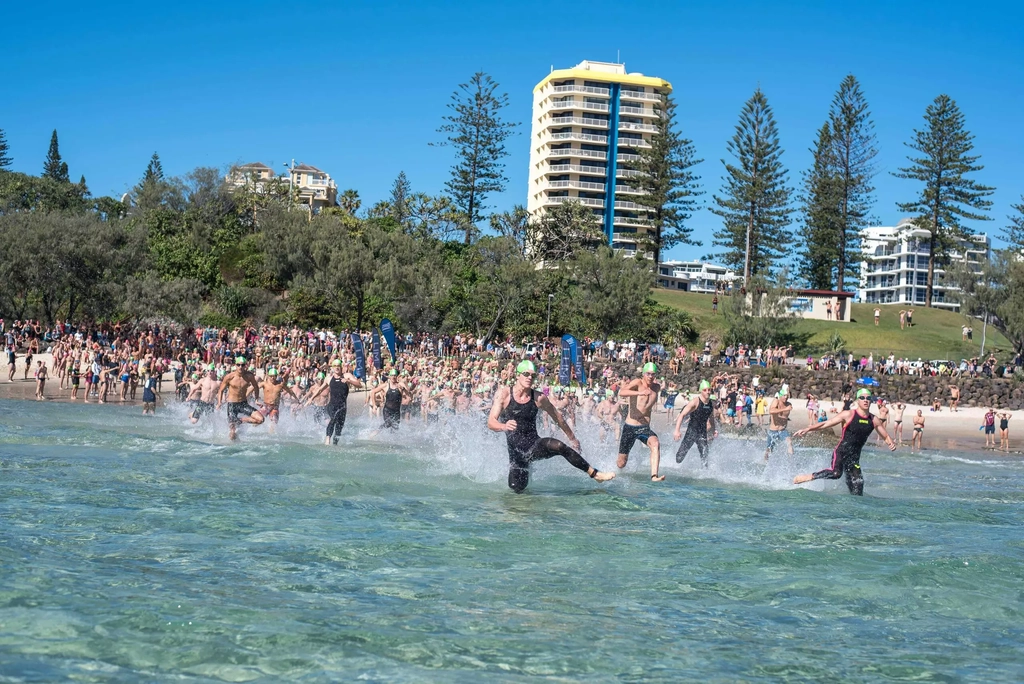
[9,316,1000,493]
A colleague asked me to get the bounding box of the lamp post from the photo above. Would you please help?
[546,293,554,340]
[283,159,295,210]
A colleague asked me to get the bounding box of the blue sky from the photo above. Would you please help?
[4,0,1022,262]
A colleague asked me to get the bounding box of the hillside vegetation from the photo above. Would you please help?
[651,288,1012,360]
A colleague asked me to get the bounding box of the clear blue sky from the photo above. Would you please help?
[5,0,1022,262]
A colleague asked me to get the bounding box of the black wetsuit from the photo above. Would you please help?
[811,409,875,495]
[499,389,594,493]
[326,377,349,443]
[677,397,715,466]
[383,384,403,429]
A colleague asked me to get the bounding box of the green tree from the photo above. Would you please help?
[722,270,799,348]
[389,171,412,227]
[947,252,1024,353]
[1001,196,1024,252]
[827,75,877,292]
[893,94,995,307]
[570,246,654,337]
[0,128,12,168]
[797,122,843,289]
[489,205,532,258]
[339,189,361,215]
[432,72,519,244]
[143,152,164,183]
[467,236,537,342]
[531,199,604,263]
[42,130,69,183]
[709,88,793,280]
[634,93,704,264]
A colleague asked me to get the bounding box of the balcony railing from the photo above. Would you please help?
[619,105,652,116]
[548,164,608,175]
[546,180,607,191]
[617,153,641,163]
[544,196,605,208]
[552,84,610,96]
[613,216,650,227]
[549,116,608,128]
[619,122,658,132]
[620,90,663,101]
[614,200,649,209]
[615,185,642,194]
[617,138,652,149]
[548,148,608,160]
[550,132,608,144]
[616,168,642,178]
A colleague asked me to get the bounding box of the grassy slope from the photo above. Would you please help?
[651,288,1012,360]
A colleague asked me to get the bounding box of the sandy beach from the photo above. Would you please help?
[5,353,1020,456]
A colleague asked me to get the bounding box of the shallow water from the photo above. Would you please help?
[1,399,1022,682]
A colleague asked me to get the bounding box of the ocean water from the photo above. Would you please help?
[1,399,1022,682]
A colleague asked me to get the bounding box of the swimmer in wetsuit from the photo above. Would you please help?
[369,369,412,430]
[792,388,896,495]
[304,359,363,445]
[672,379,717,467]
[487,360,614,493]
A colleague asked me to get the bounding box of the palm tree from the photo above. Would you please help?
[339,189,361,216]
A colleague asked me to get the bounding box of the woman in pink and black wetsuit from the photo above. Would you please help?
[791,388,896,495]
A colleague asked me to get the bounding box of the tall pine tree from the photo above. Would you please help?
[1002,196,1024,252]
[893,94,994,307]
[709,88,792,280]
[827,75,877,292]
[432,72,519,244]
[143,152,164,183]
[797,122,843,289]
[634,93,704,265]
[0,128,12,168]
[43,130,70,182]
[389,171,412,227]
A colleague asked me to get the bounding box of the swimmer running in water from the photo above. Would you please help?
[616,362,665,481]
[792,388,895,495]
[369,369,412,431]
[304,359,362,445]
[672,379,717,467]
[259,367,299,434]
[487,360,614,493]
[215,356,264,441]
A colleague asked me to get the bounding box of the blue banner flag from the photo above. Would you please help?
[566,334,586,384]
[352,335,366,379]
[559,336,572,386]
[380,318,397,361]
[371,328,383,370]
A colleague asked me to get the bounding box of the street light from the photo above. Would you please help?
[283,159,295,210]
[546,293,554,340]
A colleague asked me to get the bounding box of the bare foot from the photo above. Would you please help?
[593,471,615,482]
[651,474,665,482]
[793,474,814,484]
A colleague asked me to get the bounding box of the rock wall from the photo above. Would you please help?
[593,362,1023,410]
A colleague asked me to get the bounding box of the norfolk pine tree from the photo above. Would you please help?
[0,128,12,168]
[709,89,793,280]
[827,75,877,292]
[143,152,164,183]
[432,72,519,244]
[1002,196,1024,252]
[634,94,704,265]
[43,130,70,183]
[798,122,843,289]
[893,94,994,307]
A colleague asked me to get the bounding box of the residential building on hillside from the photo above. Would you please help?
[225,161,338,213]
[527,60,670,257]
[657,260,739,294]
[858,218,990,311]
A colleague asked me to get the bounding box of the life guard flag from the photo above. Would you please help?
[559,337,572,386]
[565,334,586,383]
[380,318,397,361]
[371,328,383,370]
[352,335,367,379]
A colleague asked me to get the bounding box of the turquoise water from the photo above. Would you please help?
[1,399,1022,682]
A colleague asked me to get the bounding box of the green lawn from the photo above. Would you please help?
[651,288,1011,360]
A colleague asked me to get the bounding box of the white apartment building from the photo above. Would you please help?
[226,161,338,213]
[527,60,670,256]
[657,261,739,294]
[858,218,990,311]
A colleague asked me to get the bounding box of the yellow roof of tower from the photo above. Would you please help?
[534,60,671,93]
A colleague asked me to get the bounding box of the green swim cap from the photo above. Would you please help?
[331,359,342,367]
[389,369,397,376]
[643,362,657,373]
[234,356,246,365]
[516,360,536,375]
[207,363,215,371]
[317,372,326,380]
[699,380,711,391]
[856,388,872,399]
[268,368,278,376]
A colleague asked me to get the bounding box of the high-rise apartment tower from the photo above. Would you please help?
[527,60,670,255]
